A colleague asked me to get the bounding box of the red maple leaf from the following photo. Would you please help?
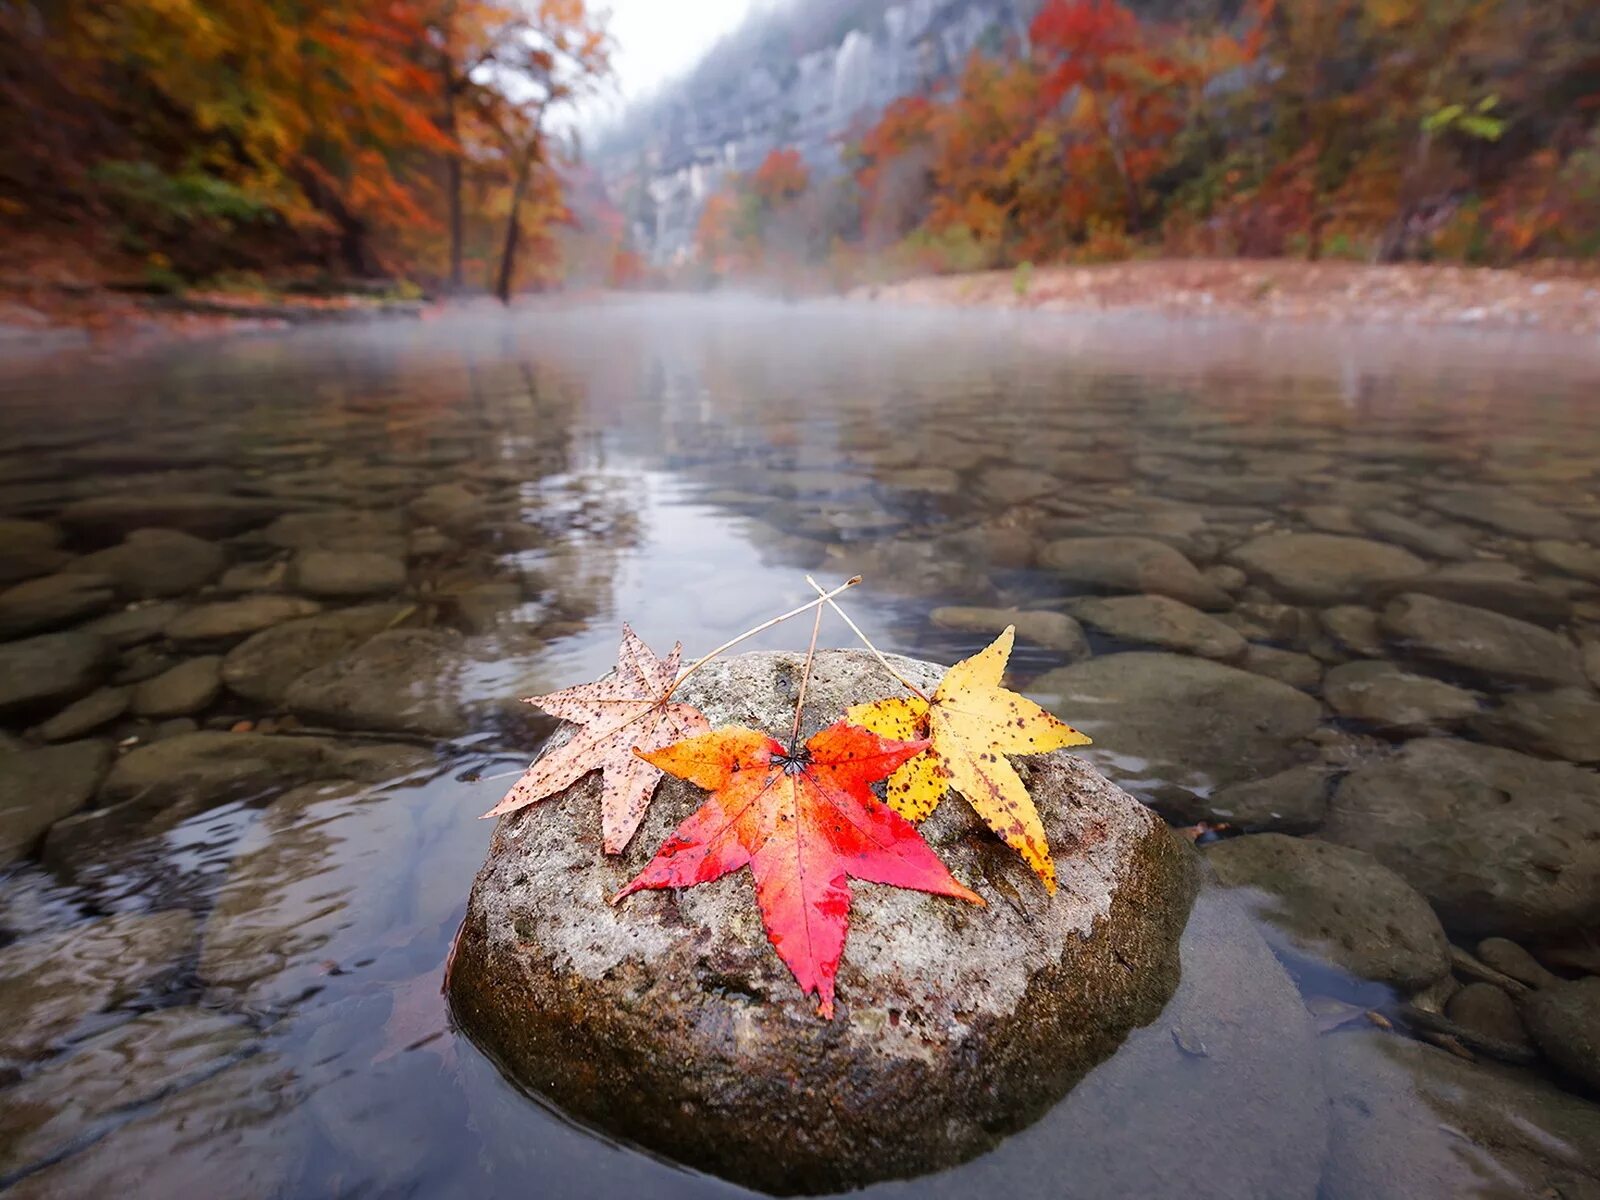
[615,721,984,1018]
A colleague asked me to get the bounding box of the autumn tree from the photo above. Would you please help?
[469,0,610,302]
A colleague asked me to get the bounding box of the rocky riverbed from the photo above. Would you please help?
[1,302,1598,1196]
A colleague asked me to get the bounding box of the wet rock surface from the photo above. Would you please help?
[1205,833,1450,991]
[448,650,1198,1194]
[1324,739,1600,936]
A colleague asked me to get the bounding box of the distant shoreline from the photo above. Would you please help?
[7,258,1600,360]
[848,259,1600,339]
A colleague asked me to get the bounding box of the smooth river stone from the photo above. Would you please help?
[164,595,323,644]
[1065,594,1246,660]
[1472,688,1600,764]
[0,631,107,719]
[130,654,223,717]
[44,731,431,871]
[221,604,409,705]
[0,740,111,865]
[1371,568,1572,627]
[1227,533,1424,605]
[929,606,1089,656]
[1533,539,1600,584]
[1322,659,1479,735]
[1038,537,1230,610]
[62,528,225,598]
[0,518,70,585]
[1206,833,1450,991]
[1323,739,1600,937]
[1422,488,1578,540]
[283,629,469,736]
[1030,652,1321,805]
[1380,592,1583,689]
[289,549,406,598]
[59,492,286,542]
[448,650,1197,1195]
[0,571,117,637]
[1521,977,1600,1093]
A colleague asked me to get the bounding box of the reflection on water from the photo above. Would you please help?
[1,299,1598,1197]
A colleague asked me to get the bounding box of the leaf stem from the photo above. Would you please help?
[803,574,930,702]
[667,576,861,697]
[789,599,825,752]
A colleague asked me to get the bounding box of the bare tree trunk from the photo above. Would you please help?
[291,160,388,278]
[445,92,465,291]
[494,153,531,305]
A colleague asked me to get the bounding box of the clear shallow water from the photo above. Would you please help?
[1,299,1598,1197]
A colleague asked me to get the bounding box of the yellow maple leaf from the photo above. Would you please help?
[847,627,1090,893]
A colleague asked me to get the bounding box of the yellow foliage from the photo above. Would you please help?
[848,628,1091,892]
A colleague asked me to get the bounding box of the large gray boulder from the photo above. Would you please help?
[447,650,1198,1195]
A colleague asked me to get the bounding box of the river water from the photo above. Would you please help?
[1,298,1598,1197]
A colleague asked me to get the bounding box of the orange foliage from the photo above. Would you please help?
[752,148,809,205]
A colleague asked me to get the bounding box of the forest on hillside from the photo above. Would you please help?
[2,0,1597,299]
[0,0,618,297]
[691,0,1600,288]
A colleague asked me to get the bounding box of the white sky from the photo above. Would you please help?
[569,0,757,134]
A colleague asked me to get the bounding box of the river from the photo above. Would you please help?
[1,297,1598,1197]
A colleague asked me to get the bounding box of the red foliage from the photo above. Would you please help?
[619,721,983,1018]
